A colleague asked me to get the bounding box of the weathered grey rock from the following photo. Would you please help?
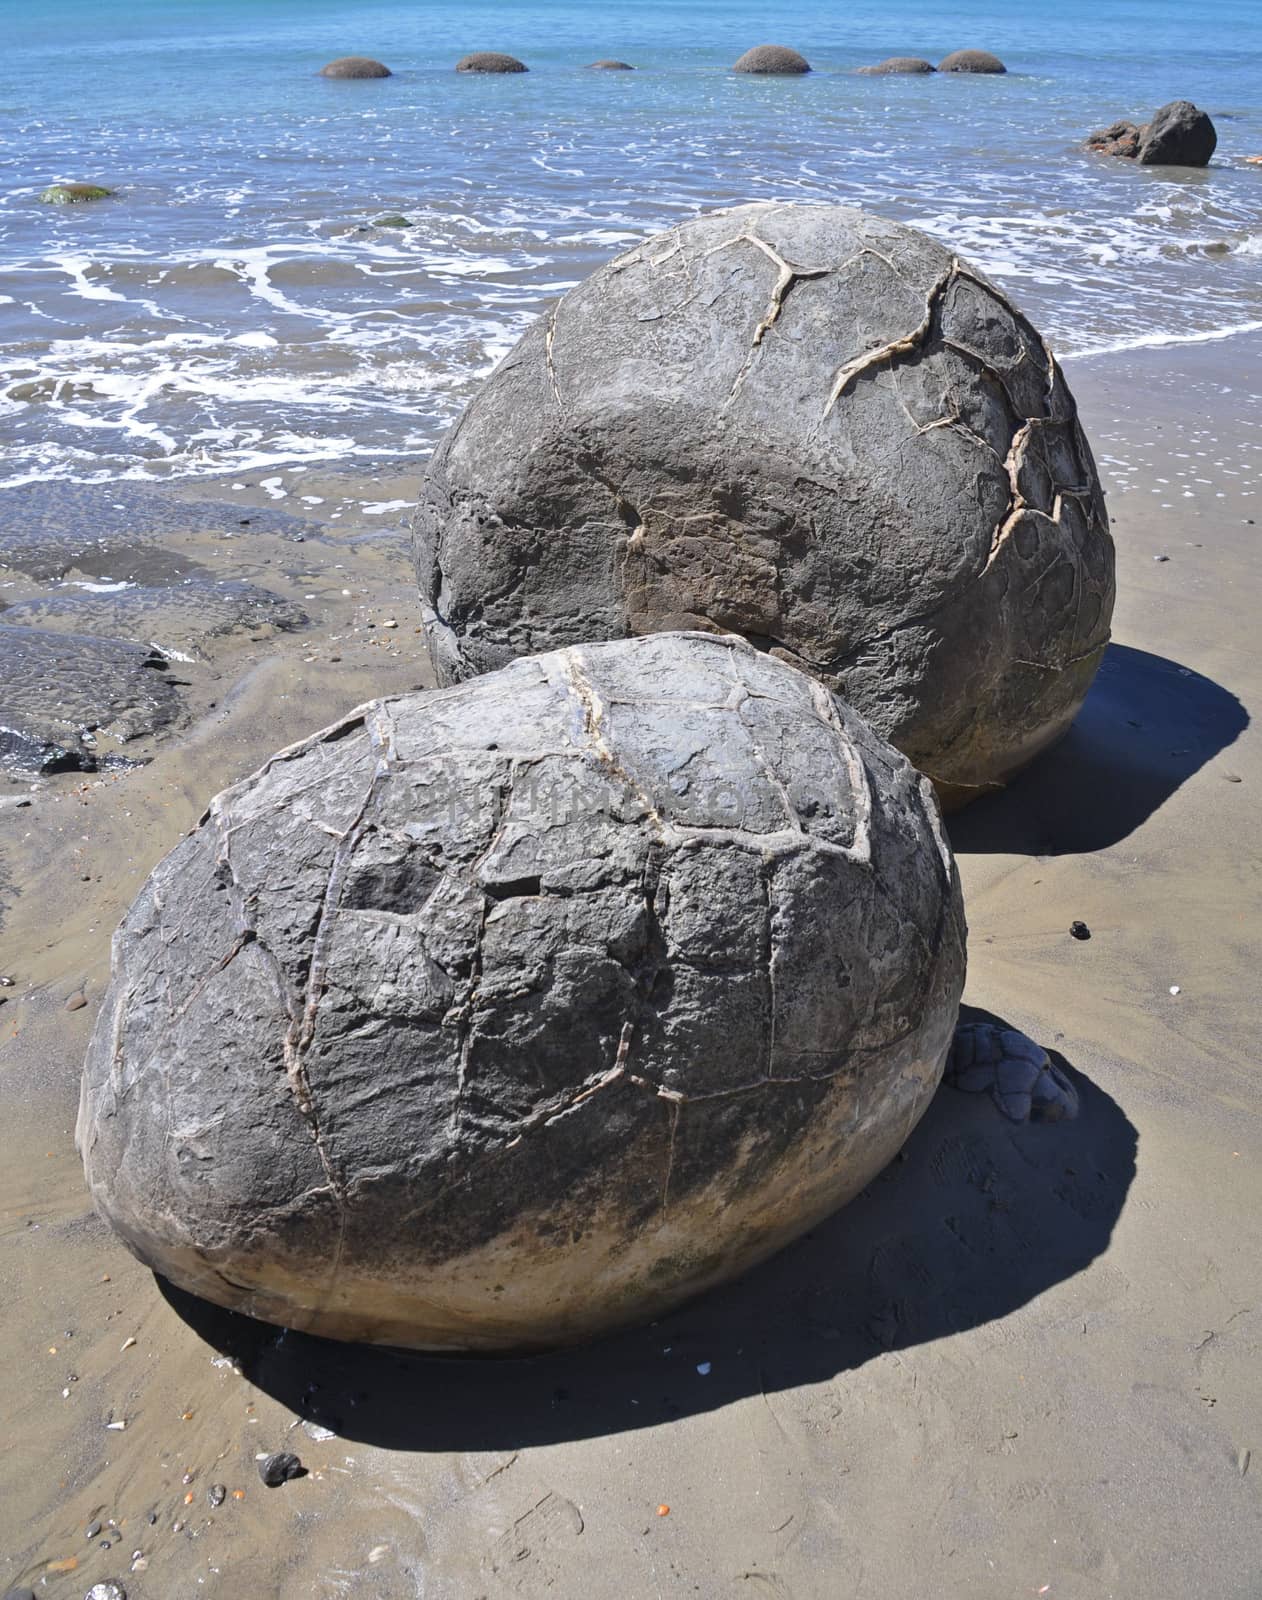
[414,203,1114,807]
[319,56,391,79]
[78,632,966,1352]
[945,1023,1079,1122]
[1138,100,1217,166]
[733,45,811,74]
[588,59,635,70]
[938,50,1006,73]
[455,52,528,73]
[857,57,935,75]
[0,625,179,774]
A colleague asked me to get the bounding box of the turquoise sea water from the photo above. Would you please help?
[0,0,1260,484]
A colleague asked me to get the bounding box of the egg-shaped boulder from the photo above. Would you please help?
[733,44,811,74]
[938,49,1006,73]
[78,632,966,1352]
[455,51,528,73]
[319,56,392,78]
[414,203,1114,807]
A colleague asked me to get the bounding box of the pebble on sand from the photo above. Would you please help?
[319,56,391,78]
[258,1450,305,1487]
[1070,921,1091,940]
[66,992,87,1012]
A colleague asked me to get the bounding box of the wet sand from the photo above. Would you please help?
[1,336,1260,1598]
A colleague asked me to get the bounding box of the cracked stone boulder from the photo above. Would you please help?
[78,632,966,1352]
[414,202,1115,807]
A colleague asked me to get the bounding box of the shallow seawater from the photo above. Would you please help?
[0,0,1260,487]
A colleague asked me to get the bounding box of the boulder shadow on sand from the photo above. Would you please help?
[159,1014,1134,1449]
[948,643,1248,855]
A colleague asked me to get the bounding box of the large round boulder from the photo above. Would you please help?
[938,49,1006,73]
[733,44,811,74]
[78,632,965,1352]
[455,51,528,73]
[1138,100,1217,166]
[414,203,1115,807]
[857,57,936,75]
[319,56,392,79]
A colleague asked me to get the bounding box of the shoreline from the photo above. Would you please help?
[1,332,1259,1595]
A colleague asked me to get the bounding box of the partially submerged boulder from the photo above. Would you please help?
[733,45,811,74]
[414,202,1115,807]
[78,632,966,1351]
[455,52,528,73]
[319,56,392,79]
[857,57,935,75]
[40,182,113,204]
[1087,101,1217,167]
[588,59,635,70]
[938,50,1006,73]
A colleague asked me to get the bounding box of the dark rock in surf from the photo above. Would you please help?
[588,60,635,70]
[455,52,528,73]
[1087,101,1216,167]
[413,202,1115,808]
[1138,100,1217,166]
[938,50,1006,74]
[77,632,966,1352]
[857,57,935,75]
[319,57,392,79]
[733,45,811,75]
[1086,119,1142,158]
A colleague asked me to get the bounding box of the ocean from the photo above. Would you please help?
[1,0,1260,488]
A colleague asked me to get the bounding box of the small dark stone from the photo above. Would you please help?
[732,44,811,74]
[3,1588,37,1600]
[259,1450,305,1487]
[319,57,391,79]
[455,52,528,73]
[1070,921,1091,941]
[208,1483,227,1507]
[938,49,1006,73]
[373,215,412,229]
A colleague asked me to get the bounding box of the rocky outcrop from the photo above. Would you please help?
[1087,102,1217,167]
[733,45,811,74]
[78,631,966,1352]
[0,625,179,774]
[938,50,1006,73]
[857,57,935,75]
[455,52,528,73]
[319,57,392,79]
[413,202,1115,808]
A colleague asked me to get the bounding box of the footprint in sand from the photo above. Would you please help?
[484,1491,584,1592]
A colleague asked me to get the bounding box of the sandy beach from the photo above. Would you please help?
[0,329,1258,1597]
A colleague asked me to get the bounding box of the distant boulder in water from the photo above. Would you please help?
[40,182,114,204]
[319,56,392,79]
[1087,101,1216,167]
[455,52,528,73]
[732,44,811,75]
[587,59,636,70]
[857,57,935,75]
[938,50,1006,74]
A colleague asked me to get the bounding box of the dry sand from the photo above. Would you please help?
[0,336,1259,1598]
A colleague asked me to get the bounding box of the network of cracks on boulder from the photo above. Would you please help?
[144,647,955,1262]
